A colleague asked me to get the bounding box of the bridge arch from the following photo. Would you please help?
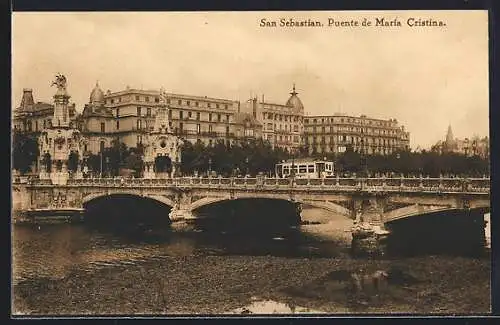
[82,192,176,208]
[189,195,353,219]
[384,204,491,224]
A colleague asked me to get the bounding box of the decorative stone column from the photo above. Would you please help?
[351,195,390,257]
[168,190,197,231]
[143,162,155,179]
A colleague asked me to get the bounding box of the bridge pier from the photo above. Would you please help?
[351,222,390,257]
[168,208,197,231]
[350,196,389,257]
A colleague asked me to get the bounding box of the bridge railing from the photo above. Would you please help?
[56,176,490,194]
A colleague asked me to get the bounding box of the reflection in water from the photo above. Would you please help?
[229,297,328,314]
[12,207,352,284]
[12,202,490,298]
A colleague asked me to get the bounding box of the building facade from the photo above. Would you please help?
[303,114,410,155]
[13,88,78,133]
[432,125,489,159]
[13,81,411,158]
[241,85,305,152]
[102,86,262,149]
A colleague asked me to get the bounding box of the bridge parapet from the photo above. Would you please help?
[40,176,490,194]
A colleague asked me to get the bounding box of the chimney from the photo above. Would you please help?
[20,88,35,110]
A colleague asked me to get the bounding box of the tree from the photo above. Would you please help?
[124,151,143,177]
[12,130,39,175]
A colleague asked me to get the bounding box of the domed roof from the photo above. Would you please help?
[89,81,104,105]
[285,84,304,112]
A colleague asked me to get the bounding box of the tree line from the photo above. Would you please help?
[12,131,489,178]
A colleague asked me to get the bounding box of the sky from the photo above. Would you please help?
[12,11,489,149]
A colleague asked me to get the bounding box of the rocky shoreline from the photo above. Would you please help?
[13,253,491,316]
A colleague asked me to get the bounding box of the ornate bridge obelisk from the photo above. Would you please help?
[38,74,84,185]
[142,87,183,179]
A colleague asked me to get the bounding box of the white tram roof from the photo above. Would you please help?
[280,158,333,164]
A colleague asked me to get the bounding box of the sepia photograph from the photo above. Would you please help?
[11,10,491,316]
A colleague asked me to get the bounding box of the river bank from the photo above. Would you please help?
[13,253,491,315]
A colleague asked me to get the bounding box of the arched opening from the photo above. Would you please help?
[385,208,488,257]
[55,160,63,172]
[68,151,79,173]
[154,155,172,173]
[83,194,173,236]
[42,152,52,173]
[189,198,351,257]
[193,198,301,233]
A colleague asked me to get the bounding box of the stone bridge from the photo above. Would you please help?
[13,176,489,221]
[13,176,490,256]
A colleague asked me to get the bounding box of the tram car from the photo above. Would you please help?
[275,158,335,178]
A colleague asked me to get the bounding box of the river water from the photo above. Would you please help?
[11,208,491,315]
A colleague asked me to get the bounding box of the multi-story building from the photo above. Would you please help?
[13,88,78,133]
[13,82,411,158]
[101,86,262,150]
[303,113,410,155]
[242,85,304,151]
[432,125,489,159]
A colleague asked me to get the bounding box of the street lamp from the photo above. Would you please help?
[208,157,212,177]
[245,157,249,176]
[105,157,110,178]
[100,152,103,178]
[360,139,368,178]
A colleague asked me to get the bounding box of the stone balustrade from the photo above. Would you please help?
[20,176,489,194]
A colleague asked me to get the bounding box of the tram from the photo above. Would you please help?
[275,158,335,178]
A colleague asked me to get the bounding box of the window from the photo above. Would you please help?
[209,125,213,133]
[155,97,159,103]
[137,107,141,116]
[179,111,184,119]
[136,120,141,130]
[116,120,119,130]
[135,96,140,101]
[196,112,200,120]
[168,110,172,119]
[195,102,199,107]
[101,122,105,133]
[209,113,212,122]
[187,101,190,106]
[167,99,171,104]
[226,114,230,122]
[111,99,114,104]
[178,99,182,105]
[304,119,309,124]
[208,103,211,108]
[43,120,46,128]
[224,104,228,109]
[218,114,221,122]
[116,108,120,117]
[147,107,151,117]
[216,104,220,109]
[226,126,230,134]
[118,97,122,103]
[179,122,184,132]
[197,124,201,134]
